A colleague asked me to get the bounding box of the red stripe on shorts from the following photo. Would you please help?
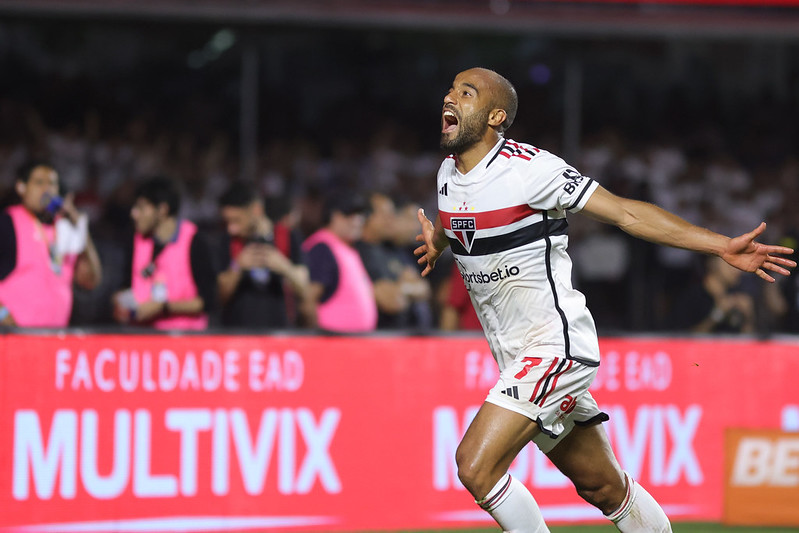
[530,357,560,404]
[538,359,573,407]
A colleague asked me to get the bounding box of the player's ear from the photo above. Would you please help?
[488,108,507,129]
[15,180,26,198]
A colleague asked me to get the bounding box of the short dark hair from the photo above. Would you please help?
[321,191,369,226]
[16,160,55,183]
[219,181,259,209]
[493,72,518,134]
[135,176,181,216]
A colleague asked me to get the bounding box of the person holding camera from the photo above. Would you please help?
[666,255,759,333]
[216,181,313,329]
[112,176,216,330]
[0,160,102,327]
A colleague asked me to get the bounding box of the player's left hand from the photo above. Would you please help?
[721,222,796,282]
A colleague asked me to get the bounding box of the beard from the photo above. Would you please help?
[440,107,491,154]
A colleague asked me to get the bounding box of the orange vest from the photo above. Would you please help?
[0,205,76,327]
[132,220,208,330]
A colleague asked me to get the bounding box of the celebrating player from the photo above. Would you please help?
[415,67,796,532]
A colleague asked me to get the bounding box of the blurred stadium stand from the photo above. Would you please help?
[1,0,798,334]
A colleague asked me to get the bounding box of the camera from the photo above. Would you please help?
[250,234,274,246]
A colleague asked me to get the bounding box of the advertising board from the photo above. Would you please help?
[1,334,797,531]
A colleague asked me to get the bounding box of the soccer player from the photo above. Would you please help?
[415,67,795,532]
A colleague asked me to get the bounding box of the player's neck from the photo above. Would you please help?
[455,134,502,174]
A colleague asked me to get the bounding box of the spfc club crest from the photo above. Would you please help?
[451,217,476,252]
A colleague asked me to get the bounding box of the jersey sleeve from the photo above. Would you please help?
[521,152,599,214]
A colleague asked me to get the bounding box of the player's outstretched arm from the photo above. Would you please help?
[581,185,796,282]
[414,208,449,277]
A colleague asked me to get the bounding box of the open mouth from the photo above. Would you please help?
[442,109,459,134]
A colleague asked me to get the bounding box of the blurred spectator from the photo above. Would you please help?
[216,181,313,329]
[296,186,326,239]
[0,161,102,327]
[112,176,216,330]
[302,193,377,333]
[47,122,90,194]
[356,192,431,329]
[571,220,632,330]
[439,262,482,331]
[90,131,135,200]
[390,198,434,329]
[774,204,799,332]
[665,255,756,334]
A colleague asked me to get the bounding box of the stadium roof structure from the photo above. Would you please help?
[2,0,799,39]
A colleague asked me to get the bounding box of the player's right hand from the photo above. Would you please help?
[414,208,443,277]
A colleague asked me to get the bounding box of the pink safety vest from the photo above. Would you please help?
[132,220,208,331]
[0,205,77,327]
[302,229,377,333]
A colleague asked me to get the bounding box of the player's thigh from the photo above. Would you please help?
[545,422,625,496]
[457,401,540,478]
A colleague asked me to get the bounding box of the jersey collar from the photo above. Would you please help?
[455,137,507,179]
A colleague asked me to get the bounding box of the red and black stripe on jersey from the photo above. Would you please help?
[441,204,568,256]
[486,139,541,167]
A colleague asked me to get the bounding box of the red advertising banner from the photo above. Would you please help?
[1,333,798,532]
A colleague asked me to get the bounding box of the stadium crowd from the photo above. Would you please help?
[1,94,797,335]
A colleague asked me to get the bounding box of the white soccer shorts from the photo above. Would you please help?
[485,353,609,454]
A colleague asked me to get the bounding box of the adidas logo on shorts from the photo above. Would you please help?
[500,386,519,400]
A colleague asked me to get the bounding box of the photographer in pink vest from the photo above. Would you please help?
[302,193,377,333]
[112,176,216,331]
[0,161,102,327]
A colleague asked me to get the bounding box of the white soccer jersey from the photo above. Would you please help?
[438,138,601,372]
